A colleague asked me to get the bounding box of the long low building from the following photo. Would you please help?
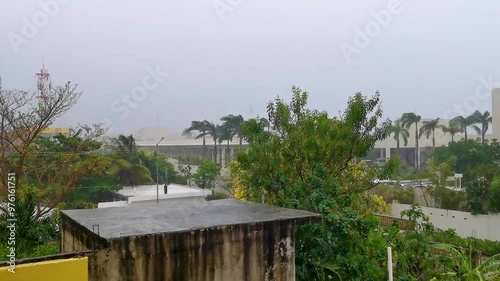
[97,184,213,208]
[98,88,500,169]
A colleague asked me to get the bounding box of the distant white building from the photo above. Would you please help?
[492,88,500,139]
[374,118,490,157]
[97,184,212,208]
[101,127,245,146]
[371,88,500,166]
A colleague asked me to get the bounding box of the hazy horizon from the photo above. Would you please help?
[2,1,500,134]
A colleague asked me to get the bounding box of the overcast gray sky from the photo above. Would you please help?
[1,0,500,133]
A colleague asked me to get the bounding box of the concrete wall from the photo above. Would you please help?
[61,219,300,281]
[60,213,109,253]
[97,201,129,208]
[0,257,88,281]
[492,88,500,139]
[392,203,500,241]
[126,195,208,207]
[388,147,433,168]
[140,144,248,167]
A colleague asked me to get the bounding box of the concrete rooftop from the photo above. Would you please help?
[115,184,211,198]
[62,199,321,239]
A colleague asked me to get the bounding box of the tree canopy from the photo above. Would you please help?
[232,86,396,279]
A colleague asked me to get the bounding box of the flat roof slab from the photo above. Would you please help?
[62,199,321,239]
[115,184,210,197]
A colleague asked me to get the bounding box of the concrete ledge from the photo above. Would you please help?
[0,251,95,267]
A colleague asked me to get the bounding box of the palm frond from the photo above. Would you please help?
[471,125,482,135]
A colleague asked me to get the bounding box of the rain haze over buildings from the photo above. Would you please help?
[5,1,500,280]
[1,1,500,134]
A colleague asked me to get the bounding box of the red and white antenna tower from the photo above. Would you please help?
[36,59,51,102]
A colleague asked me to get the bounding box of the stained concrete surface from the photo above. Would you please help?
[61,199,321,239]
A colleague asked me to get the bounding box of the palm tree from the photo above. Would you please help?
[257,116,271,131]
[451,115,475,141]
[441,120,463,142]
[387,119,409,148]
[470,110,492,144]
[220,114,245,147]
[432,244,500,280]
[419,118,442,152]
[401,113,422,169]
[218,124,234,165]
[182,120,209,157]
[109,135,152,186]
[203,121,222,163]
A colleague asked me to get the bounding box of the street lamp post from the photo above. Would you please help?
[156,137,164,204]
[164,159,169,194]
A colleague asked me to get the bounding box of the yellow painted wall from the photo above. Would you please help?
[0,257,88,281]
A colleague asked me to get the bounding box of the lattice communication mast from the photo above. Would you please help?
[36,63,51,106]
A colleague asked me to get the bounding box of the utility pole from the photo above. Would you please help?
[388,247,393,281]
[156,137,164,204]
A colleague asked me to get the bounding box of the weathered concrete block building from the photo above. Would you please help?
[60,199,320,281]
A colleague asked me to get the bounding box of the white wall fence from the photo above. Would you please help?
[391,203,500,241]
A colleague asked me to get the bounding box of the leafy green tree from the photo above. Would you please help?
[470,110,492,144]
[257,116,271,131]
[432,140,500,213]
[193,160,221,189]
[433,139,500,182]
[140,150,184,185]
[109,134,153,186]
[177,164,193,186]
[394,205,435,278]
[235,86,395,280]
[401,112,422,169]
[466,179,490,215]
[229,161,251,200]
[451,115,475,141]
[464,161,500,214]
[489,177,500,213]
[371,184,415,205]
[387,119,409,148]
[22,129,112,219]
[419,118,442,152]
[0,82,81,213]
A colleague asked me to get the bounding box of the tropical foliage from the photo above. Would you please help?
[232,86,398,280]
[108,134,153,186]
[183,115,247,164]
[441,120,463,142]
[3,79,500,280]
[0,192,60,259]
[451,115,475,141]
[227,88,500,280]
[193,160,221,189]
[220,114,244,147]
[401,112,422,168]
[419,118,442,152]
[432,139,500,214]
[387,119,410,148]
[470,110,493,144]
